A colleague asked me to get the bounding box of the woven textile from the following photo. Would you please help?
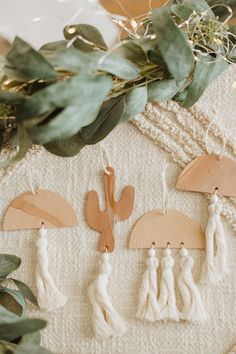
[0,67,236,354]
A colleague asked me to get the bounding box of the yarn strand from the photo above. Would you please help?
[88,252,127,337]
[35,225,67,311]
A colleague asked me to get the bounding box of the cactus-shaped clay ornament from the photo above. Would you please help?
[85,167,135,252]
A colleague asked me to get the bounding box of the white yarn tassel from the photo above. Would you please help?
[35,226,67,311]
[178,247,207,323]
[200,194,229,284]
[88,252,127,338]
[158,247,179,322]
[136,247,162,321]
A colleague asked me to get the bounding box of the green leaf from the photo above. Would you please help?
[14,343,52,354]
[0,288,26,317]
[0,255,21,279]
[80,96,125,144]
[10,279,38,306]
[29,106,98,144]
[120,41,148,64]
[53,48,139,80]
[0,305,19,324]
[5,37,57,82]
[39,40,68,60]
[120,87,148,122]
[44,134,84,157]
[20,331,41,346]
[206,0,236,19]
[0,319,46,341]
[176,57,228,107]
[171,4,193,20]
[148,79,179,101]
[0,126,32,168]
[0,90,25,106]
[64,24,108,52]
[151,7,194,82]
[182,0,213,13]
[17,75,113,122]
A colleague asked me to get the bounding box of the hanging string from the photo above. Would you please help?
[205,115,227,160]
[98,142,111,175]
[25,161,41,195]
[161,159,169,215]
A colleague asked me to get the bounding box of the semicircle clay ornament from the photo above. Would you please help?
[3,189,79,312]
[129,209,205,250]
[176,153,234,284]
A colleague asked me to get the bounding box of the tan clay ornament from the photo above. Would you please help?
[176,154,236,197]
[85,167,135,252]
[129,209,205,250]
[3,189,78,231]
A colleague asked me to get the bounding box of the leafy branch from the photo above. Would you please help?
[0,0,235,161]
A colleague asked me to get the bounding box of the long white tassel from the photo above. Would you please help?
[158,247,179,322]
[88,252,127,338]
[136,247,162,322]
[35,225,67,311]
[200,194,229,284]
[178,247,207,323]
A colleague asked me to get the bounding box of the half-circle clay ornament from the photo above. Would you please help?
[176,154,236,197]
[3,189,78,231]
[129,209,205,250]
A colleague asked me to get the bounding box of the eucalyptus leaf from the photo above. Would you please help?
[14,343,52,354]
[5,37,57,82]
[120,87,148,122]
[206,0,236,19]
[53,48,139,80]
[0,126,32,168]
[64,24,108,52]
[171,4,193,20]
[0,319,46,341]
[120,41,148,64]
[0,255,21,279]
[29,105,100,144]
[20,331,41,346]
[44,134,84,157]
[39,40,68,60]
[0,90,25,105]
[80,96,125,144]
[17,75,113,122]
[10,279,38,306]
[151,7,194,82]
[0,305,19,324]
[148,79,179,101]
[0,288,26,317]
[182,0,213,14]
[176,57,228,107]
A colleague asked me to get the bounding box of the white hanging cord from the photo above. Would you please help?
[98,142,111,175]
[35,223,67,311]
[161,159,169,215]
[205,116,227,160]
[136,244,163,322]
[88,250,127,337]
[178,245,207,323]
[158,245,179,322]
[25,162,38,195]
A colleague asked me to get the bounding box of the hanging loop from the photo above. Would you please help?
[161,159,169,215]
[205,116,227,160]
[98,142,111,175]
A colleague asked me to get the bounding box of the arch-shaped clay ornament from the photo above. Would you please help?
[3,189,78,231]
[129,209,205,249]
[176,154,236,197]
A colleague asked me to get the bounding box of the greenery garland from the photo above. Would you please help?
[0,0,236,163]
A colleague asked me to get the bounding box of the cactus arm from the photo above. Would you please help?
[114,186,135,221]
[85,191,102,232]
